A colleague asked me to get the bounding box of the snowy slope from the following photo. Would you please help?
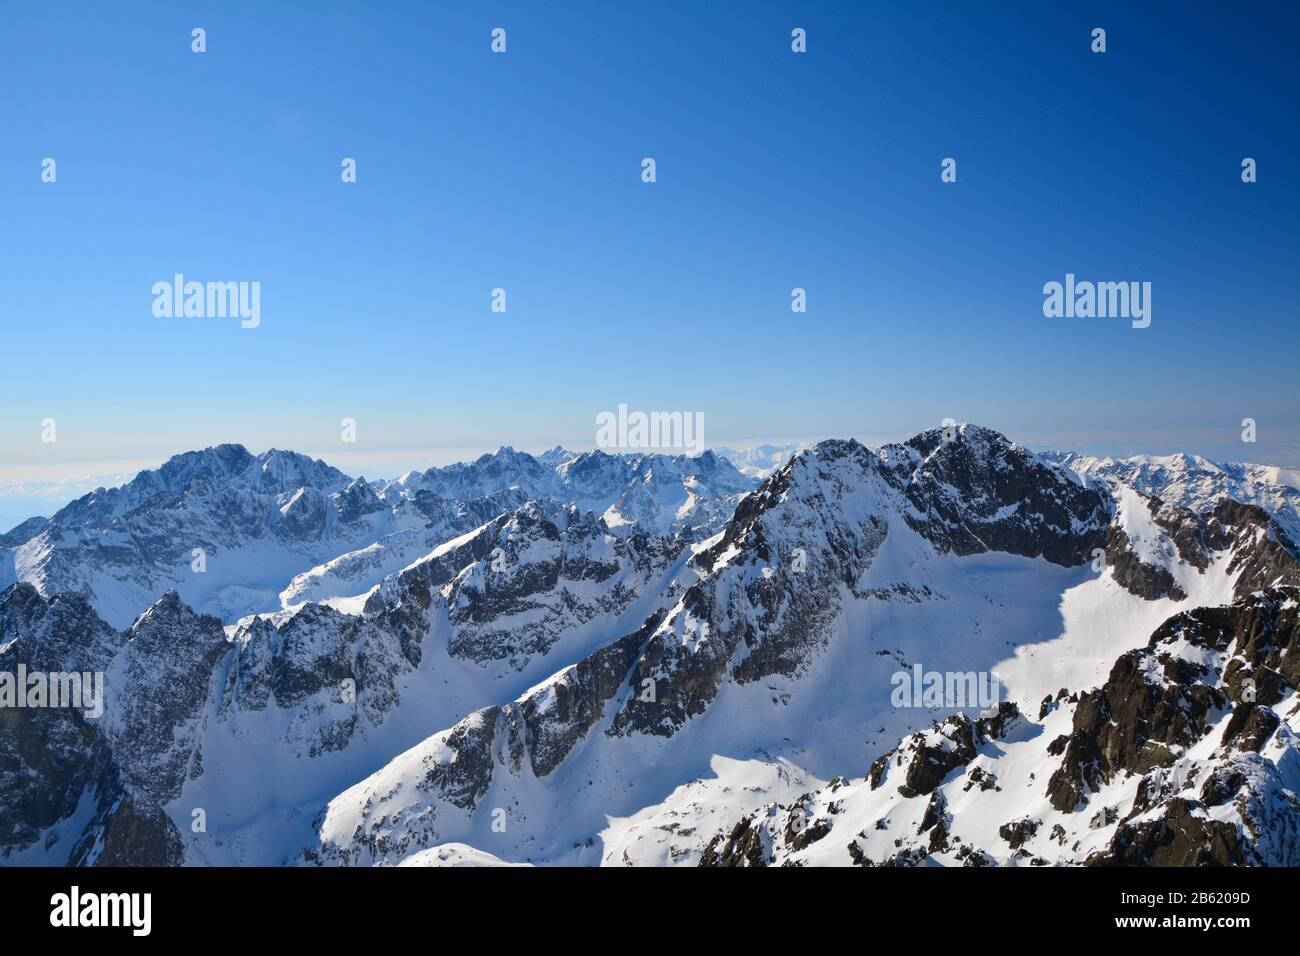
[699,587,1300,866]
[4,424,1298,868]
[305,428,1299,867]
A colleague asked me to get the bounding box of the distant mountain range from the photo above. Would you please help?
[0,444,753,629]
[2,425,1298,866]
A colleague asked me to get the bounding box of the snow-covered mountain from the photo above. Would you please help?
[0,444,753,629]
[1048,451,1300,546]
[388,445,752,536]
[3,424,1298,867]
[0,445,397,628]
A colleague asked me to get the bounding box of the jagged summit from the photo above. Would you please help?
[46,444,348,530]
[0,439,755,628]
[3,423,1300,867]
[1049,448,1300,544]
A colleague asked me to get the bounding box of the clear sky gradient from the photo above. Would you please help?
[1,0,1297,523]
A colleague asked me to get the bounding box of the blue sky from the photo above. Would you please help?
[1,0,1297,525]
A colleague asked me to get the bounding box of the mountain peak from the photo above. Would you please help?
[252,448,349,493]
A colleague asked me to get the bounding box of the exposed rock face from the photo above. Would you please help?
[361,499,684,676]
[518,623,657,777]
[360,513,511,664]
[0,492,697,865]
[1061,466,1300,605]
[698,815,774,868]
[1150,498,1213,571]
[1074,589,1300,867]
[281,488,528,607]
[877,426,1110,567]
[306,428,1298,867]
[0,585,122,859]
[1105,524,1187,601]
[697,793,833,868]
[1045,656,1224,813]
[693,588,1299,868]
[1209,500,1300,600]
[703,705,1024,868]
[0,585,212,865]
[1098,490,1217,601]
[302,707,506,867]
[69,791,185,868]
[108,593,228,804]
[1,580,451,863]
[895,718,979,799]
[1048,587,1297,814]
[221,602,415,758]
[1091,798,1245,867]
[610,442,892,740]
[8,425,1300,868]
[613,428,1108,742]
[1000,817,1040,850]
[442,504,676,669]
[1220,703,1280,753]
[309,614,662,866]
